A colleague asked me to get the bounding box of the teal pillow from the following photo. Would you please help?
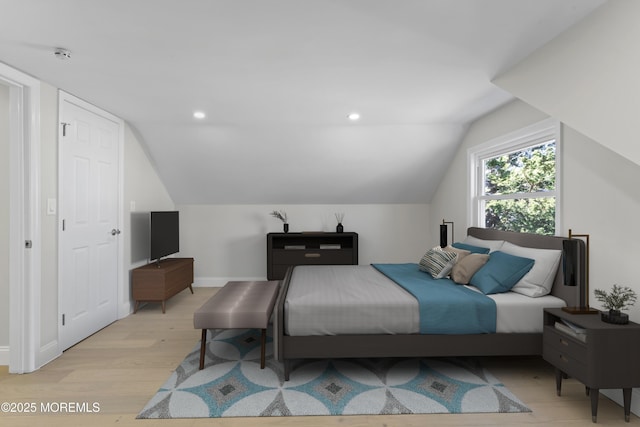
[470,251,535,294]
[452,242,490,254]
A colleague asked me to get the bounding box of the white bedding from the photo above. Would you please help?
[470,285,565,333]
[285,265,565,336]
[285,265,419,335]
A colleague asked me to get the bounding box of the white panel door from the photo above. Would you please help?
[60,98,119,351]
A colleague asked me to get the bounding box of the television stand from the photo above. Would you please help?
[132,258,194,313]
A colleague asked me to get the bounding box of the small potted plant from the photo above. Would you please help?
[270,210,289,233]
[594,284,637,324]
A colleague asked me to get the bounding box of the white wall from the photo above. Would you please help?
[0,83,9,350]
[122,123,175,310]
[563,126,640,322]
[178,204,431,285]
[38,83,59,362]
[494,0,640,169]
[431,98,640,416]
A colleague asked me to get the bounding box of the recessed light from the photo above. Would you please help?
[348,112,360,121]
[193,111,206,119]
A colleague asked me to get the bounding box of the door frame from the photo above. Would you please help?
[0,62,41,373]
[57,91,125,352]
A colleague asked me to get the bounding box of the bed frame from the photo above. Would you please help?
[273,227,580,380]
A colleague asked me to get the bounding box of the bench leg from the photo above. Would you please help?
[284,360,291,381]
[199,329,207,370]
[260,328,267,369]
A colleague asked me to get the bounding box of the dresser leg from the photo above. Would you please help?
[590,388,599,423]
[623,388,632,422]
[555,368,563,396]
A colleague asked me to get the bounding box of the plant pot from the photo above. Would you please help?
[336,223,343,233]
[283,223,289,233]
[601,309,629,325]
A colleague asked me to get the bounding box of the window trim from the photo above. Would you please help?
[467,118,561,235]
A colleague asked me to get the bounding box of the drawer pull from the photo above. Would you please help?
[305,253,321,258]
[559,355,569,363]
[560,339,569,346]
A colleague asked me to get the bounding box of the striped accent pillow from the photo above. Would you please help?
[419,247,458,279]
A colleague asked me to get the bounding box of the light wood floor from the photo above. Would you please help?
[0,286,637,426]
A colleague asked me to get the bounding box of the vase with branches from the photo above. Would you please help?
[335,213,344,233]
[270,210,289,233]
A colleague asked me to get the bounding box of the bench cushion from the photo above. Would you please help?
[194,281,279,329]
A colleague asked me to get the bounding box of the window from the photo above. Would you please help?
[468,118,560,235]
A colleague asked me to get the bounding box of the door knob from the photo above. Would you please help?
[111,229,121,236]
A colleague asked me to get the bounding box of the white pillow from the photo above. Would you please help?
[500,241,561,297]
[463,235,504,253]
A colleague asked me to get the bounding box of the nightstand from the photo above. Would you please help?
[543,307,640,423]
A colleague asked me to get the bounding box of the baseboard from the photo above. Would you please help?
[194,276,268,287]
[38,340,61,369]
[120,300,134,318]
[601,389,639,417]
[0,346,8,366]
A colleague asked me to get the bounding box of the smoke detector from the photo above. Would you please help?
[54,48,71,60]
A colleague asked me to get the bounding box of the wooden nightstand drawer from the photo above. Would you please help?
[543,345,588,380]
[543,326,587,363]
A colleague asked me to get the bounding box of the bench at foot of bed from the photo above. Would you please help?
[193,280,279,370]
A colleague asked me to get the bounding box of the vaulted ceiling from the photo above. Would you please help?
[0,0,605,204]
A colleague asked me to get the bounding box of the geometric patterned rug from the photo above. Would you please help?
[137,328,531,418]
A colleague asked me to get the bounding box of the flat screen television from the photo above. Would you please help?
[150,211,179,265]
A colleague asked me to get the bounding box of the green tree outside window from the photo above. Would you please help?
[482,142,556,235]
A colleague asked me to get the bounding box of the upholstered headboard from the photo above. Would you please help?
[466,227,580,307]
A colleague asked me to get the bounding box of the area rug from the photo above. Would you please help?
[138,328,531,418]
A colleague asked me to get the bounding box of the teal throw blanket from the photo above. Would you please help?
[372,263,496,334]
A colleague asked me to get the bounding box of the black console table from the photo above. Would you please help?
[266,232,358,280]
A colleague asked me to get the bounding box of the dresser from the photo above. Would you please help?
[543,307,640,422]
[266,232,358,280]
[132,257,194,313]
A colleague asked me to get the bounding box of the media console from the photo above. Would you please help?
[267,232,358,280]
[132,257,194,313]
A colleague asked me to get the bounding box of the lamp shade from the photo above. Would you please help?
[562,231,595,314]
[440,224,447,248]
[562,238,579,287]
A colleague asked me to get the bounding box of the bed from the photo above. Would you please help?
[273,227,580,380]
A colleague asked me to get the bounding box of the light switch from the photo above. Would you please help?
[130,201,136,212]
[47,198,57,215]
